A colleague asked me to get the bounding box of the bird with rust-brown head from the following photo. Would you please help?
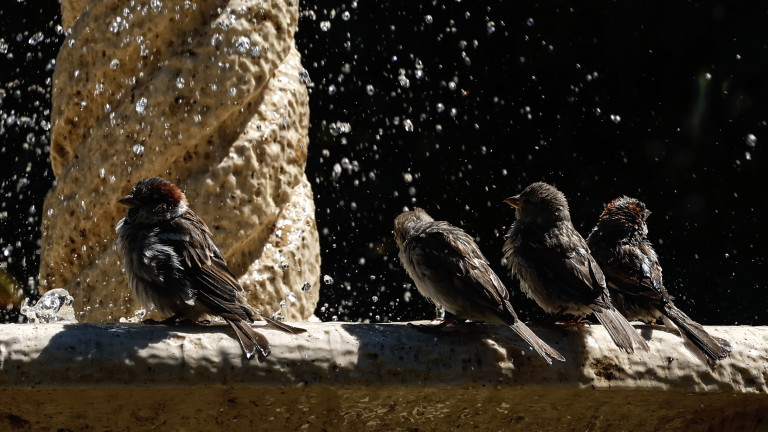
[503,182,648,354]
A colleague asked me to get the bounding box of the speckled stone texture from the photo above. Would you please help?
[0,323,766,431]
[40,0,319,322]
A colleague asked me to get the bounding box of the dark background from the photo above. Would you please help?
[1,1,766,324]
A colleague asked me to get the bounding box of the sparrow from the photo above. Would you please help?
[586,196,731,362]
[394,208,565,364]
[503,182,649,354]
[115,177,306,360]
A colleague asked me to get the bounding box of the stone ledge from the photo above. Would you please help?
[0,322,766,431]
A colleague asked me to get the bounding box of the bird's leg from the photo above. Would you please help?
[556,314,591,326]
[409,312,463,333]
[142,313,181,325]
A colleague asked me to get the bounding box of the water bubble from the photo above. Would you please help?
[424,15,433,24]
[610,114,621,124]
[704,72,712,80]
[135,97,148,114]
[745,152,752,161]
[132,144,145,155]
[327,84,337,95]
[109,59,120,70]
[436,102,445,112]
[320,21,331,31]
[341,11,351,21]
[28,32,44,45]
[526,17,535,27]
[486,21,496,34]
[287,292,297,302]
[98,168,106,179]
[175,77,185,88]
[301,282,311,292]
[746,133,757,147]
[366,84,375,95]
[403,172,413,183]
[150,0,162,12]
[251,46,261,57]
[323,274,334,284]
[0,40,8,54]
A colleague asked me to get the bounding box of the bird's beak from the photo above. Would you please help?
[118,195,140,208]
[504,196,522,208]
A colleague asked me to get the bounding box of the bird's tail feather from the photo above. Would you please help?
[510,321,565,364]
[663,304,731,362]
[594,308,649,353]
[225,318,271,360]
[262,315,307,334]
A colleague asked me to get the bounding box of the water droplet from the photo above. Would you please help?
[287,292,297,302]
[301,282,311,292]
[704,72,712,80]
[135,97,147,114]
[323,274,334,284]
[320,21,331,31]
[108,17,128,33]
[150,0,162,12]
[403,119,414,132]
[331,163,342,180]
[398,73,410,88]
[28,32,44,45]
[132,144,145,155]
[234,36,250,53]
[328,121,351,136]
[98,168,106,179]
[176,77,185,88]
[109,59,120,70]
[250,46,261,57]
[746,133,757,147]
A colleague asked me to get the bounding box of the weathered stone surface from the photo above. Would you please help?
[40,0,319,322]
[0,323,766,431]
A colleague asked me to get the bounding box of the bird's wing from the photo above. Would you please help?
[161,212,252,321]
[514,238,608,308]
[599,243,666,302]
[406,223,510,318]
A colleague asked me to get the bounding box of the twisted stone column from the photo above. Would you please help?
[40,0,320,322]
